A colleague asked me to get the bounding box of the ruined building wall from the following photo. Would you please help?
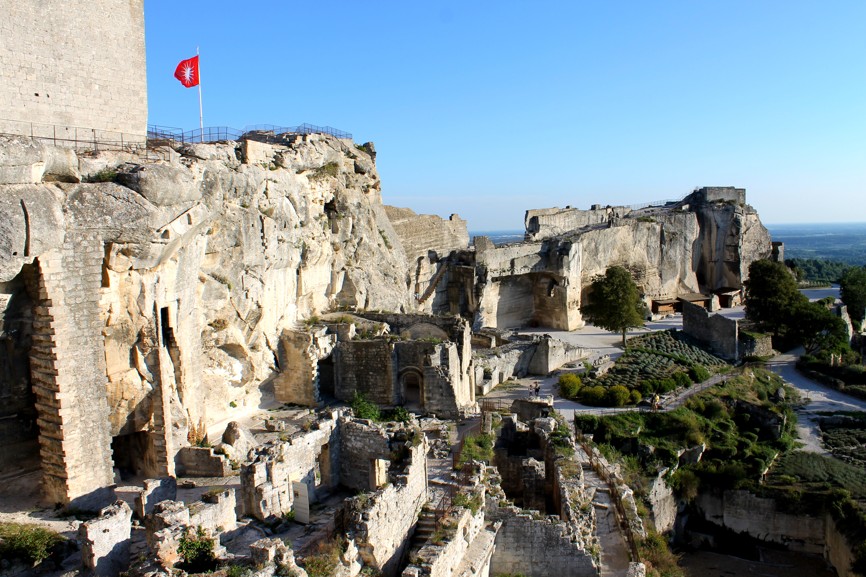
[488,510,597,577]
[524,205,632,241]
[335,340,396,406]
[347,439,429,577]
[30,231,116,508]
[474,237,582,330]
[681,300,739,361]
[241,412,341,520]
[0,0,148,140]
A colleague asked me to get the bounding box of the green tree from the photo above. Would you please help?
[790,299,848,355]
[744,259,803,337]
[579,266,646,348]
[840,266,866,325]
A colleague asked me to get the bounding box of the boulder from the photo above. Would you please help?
[118,163,200,206]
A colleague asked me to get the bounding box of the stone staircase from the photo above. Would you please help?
[411,507,438,550]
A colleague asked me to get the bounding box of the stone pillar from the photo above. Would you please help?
[29,231,115,508]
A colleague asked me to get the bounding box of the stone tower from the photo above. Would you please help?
[0,0,147,142]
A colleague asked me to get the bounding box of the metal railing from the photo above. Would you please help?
[1,117,147,153]
[146,122,352,144]
[628,198,681,211]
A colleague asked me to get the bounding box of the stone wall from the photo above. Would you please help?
[740,331,774,358]
[527,337,587,375]
[30,231,116,509]
[274,327,336,406]
[474,342,536,394]
[79,500,133,575]
[487,510,597,577]
[335,339,396,406]
[338,418,397,492]
[0,0,147,140]
[524,205,631,241]
[402,506,493,577]
[346,439,428,577]
[681,301,739,361]
[176,447,232,478]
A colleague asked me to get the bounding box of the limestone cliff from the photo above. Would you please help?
[0,133,422,494]
[471,187,773,330]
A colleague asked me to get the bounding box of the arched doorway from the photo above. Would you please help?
[401,369,424,411]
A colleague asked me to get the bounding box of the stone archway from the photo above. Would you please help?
[400,368,424,411]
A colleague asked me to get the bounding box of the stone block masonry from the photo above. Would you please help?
[79,500,133,575]
[0,0,148,141]
[29,231,115,508]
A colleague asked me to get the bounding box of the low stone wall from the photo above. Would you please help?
[740,331,773,358]
[176,446,233,477]
[134,477,177,518]
[189,488,237,533]
[527,337,587,375]
[488,510,597,577]
[474,342,536,392]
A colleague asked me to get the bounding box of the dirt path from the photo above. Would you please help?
[765,348,866,454]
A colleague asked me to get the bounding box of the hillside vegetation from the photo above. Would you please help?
[561,330,728,407]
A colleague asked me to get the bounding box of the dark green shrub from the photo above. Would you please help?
[573,414,599,434]
[177,526,216,572]
[606,385,631,407]
[629,389,643,404]
[579,385,607,406]
[673,371,692,388]
[350,392,380,421]
[385,406,411,423]
[669,468,701,501]
[689,364,711,382]
[0,523,63,564]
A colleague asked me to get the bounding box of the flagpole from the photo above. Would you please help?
[197,46,204,142]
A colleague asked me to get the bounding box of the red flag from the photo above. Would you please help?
[174,56,199,88]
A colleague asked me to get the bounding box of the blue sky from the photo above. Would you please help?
[146,1,865,231]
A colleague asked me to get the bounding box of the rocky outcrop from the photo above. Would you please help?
[0,133,442,502]
[470,187,772,330]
